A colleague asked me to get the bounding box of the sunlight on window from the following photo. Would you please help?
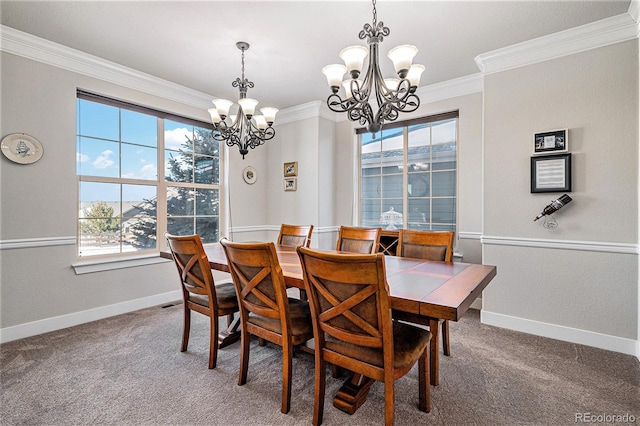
[76,94,220,258]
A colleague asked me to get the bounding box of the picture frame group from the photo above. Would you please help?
[284,161,298,191]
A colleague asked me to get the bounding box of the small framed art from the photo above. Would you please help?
[531,153,571,193]
[284,161,298,177]
[284,177,297,191]
[534,129,567,154]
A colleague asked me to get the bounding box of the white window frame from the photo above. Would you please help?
[73,91,222,272]
[356,111,459,233]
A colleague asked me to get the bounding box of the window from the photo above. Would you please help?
[76,91,221,258]
[359,111,458,233]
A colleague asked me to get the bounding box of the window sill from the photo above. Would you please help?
[72,253,170,275]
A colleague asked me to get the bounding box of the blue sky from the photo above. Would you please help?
[77,100,204,202]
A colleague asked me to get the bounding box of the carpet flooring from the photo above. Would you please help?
[1,304,638,425]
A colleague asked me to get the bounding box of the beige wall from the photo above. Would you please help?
[0,52,197,330]
[482,40,639,342]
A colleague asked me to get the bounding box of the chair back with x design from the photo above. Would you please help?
[165,233,239,369]
[220,238,313,414]
[298,246,431,425]
[221,240,290,331]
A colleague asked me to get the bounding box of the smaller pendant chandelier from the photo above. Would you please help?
[208,42,278,159]
[322,0,424,135]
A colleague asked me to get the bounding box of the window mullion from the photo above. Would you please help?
[157,117,167,250]
[402,126,408,230]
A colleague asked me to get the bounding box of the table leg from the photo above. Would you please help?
[333,373,376,414]
[429,317,440,386]
[218,314,240,349]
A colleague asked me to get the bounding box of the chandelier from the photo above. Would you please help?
[208,42,278,159]
[322,0,424,135]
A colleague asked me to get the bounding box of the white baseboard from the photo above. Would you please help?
[0,290,182,344]
[481,310,638,357]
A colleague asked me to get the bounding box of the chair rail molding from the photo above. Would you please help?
[0,236,76,250]
[230,225,340,234]
[458,231,482,240]
[482,235,638,255]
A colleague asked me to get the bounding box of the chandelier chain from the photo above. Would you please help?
[372,0,377,27]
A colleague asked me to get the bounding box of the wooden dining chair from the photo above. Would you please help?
[335,226,381,254]
[297,246,431,426]
[277,223,314,248]
[165,233,240,369]
[395,229,455,356]
[219,238,314,414]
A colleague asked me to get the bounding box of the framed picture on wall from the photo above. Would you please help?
[284,161,298,177]
[533,129,568,154]
[531,153,572,193]
[284,177,297,191]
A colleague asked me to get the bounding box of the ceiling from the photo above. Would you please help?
[1,0,632,112]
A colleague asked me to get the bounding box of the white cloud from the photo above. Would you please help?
[164,127,191,151]
[76,152,89,163]
[122,163,158,180]
[93,150,115,169]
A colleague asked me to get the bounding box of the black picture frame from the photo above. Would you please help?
[531,153,571,193]
[533,129,568,154]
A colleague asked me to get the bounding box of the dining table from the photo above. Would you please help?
[161,242,497,414]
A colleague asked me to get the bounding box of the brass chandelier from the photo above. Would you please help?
[208,42,278,159]
[322,0,424,134]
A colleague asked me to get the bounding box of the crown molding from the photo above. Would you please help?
[0,25,213,110]
[275,101,336,125]
[475,13,638,75]
[629,0,640,27]
[415,72,483,104]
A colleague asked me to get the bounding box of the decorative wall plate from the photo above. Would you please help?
[1,133,43,164]
[243,166,257,184]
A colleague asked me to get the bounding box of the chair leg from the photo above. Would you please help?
[208,313,219,369]
[418,344,430,413]
[384,377,395,426]
[258,337,266,346]
[281,343,292,414]
[181,306,190,352]
[330,363,341,378]
[312,356,326,426]
[299,289,308,301]
[238,328,250,386]
[442,320,450,356]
